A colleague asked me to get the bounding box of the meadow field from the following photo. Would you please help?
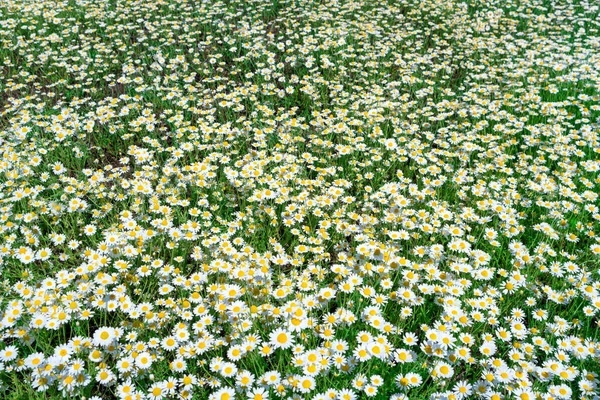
[0,0,599,398]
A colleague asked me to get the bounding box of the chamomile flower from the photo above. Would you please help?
[0,346,18,362]
[269,329,294,350]
[135,352,153,370]
[433,362,454,379]
[116,357,134,373]
[92,327,116,347]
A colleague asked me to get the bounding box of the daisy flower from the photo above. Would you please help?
[269,328,294,350]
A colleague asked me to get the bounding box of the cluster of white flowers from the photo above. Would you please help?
[0,0,599,399]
